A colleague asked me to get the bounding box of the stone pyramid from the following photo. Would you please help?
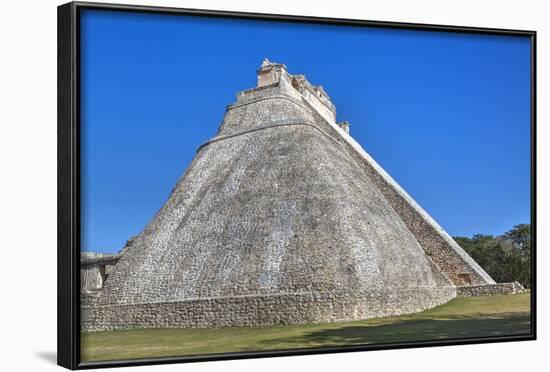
[82,60,500,331]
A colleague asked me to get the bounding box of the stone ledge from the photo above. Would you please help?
[81,287,456,331]
[456,282,525,297]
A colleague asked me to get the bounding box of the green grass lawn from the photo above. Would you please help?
[81,293,531,362]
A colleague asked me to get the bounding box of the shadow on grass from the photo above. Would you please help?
[251,313,531,351]
[81,310,532,361]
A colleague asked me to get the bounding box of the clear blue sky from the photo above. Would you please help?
[80,9,532,253]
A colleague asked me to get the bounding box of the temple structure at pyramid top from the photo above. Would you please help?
[81,60,523,331]
[255,58,339,126]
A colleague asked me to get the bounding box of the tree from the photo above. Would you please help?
[504,224,532,258]
[453,224,531,288]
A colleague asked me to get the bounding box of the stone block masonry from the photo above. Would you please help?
[456,282,525,297]
[83,288,456,331]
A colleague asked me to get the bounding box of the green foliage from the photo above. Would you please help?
[454,224,532,288]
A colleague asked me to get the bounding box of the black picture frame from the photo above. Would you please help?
[58,1,537,369]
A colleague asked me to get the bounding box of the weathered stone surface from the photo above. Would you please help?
[80,252,119,292]
[81,61,495,331]
[82,288,457,331]
[456,282,525,297]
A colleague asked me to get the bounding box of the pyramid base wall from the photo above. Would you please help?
[81,287,456,331]
[456,282,525,297]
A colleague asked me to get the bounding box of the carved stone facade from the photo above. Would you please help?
[80,252,119,292]
[81,61,520,331]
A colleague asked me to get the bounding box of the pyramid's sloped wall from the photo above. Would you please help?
[82,287,456,331]
[100,120,453,304]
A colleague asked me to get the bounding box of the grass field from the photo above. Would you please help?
[81,293,531,362]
